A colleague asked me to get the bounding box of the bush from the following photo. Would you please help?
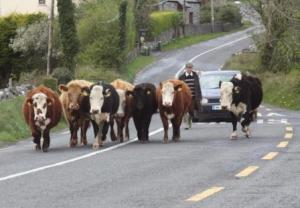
[52,67,72,84]
[200,5,220,23]
[75,66,120,83]
[40,76,58,91]
[218,4,242,25]
[149,11,182,37]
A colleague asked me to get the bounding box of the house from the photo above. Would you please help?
[159,0,203,24]
[0,0,81,16]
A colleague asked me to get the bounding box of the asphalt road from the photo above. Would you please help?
[1,27,299,208]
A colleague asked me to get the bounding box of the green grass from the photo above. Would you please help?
[162,23,251,51]
[122,56,156,81]
[0,96,67,143]
[224,53,300,110]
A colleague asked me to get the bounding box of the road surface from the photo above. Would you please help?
[0,27,299,208]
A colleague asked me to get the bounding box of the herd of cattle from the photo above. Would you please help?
[22,73,262,152]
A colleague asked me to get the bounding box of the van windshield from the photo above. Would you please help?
[200,73,237,90]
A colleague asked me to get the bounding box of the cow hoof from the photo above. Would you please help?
[35,144,41,151]
[81,139,88,146]
[70,139,78,147]
[92,143,100,150]
[125,136,129,141]
[230,135,238,140]
[172,137,180,142]
[41,147,48,152]
[163,139,168,144]
[245,131,251,138]
[111,136,118,142]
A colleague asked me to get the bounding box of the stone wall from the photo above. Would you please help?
[0,84,34,102]
[145,22,241,50]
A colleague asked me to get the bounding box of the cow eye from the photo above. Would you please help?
[43,103,47,109]
[34,103,37,108]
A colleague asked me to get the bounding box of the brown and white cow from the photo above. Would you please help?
[59,80,92,147]
[110,79,134,142]
[23,86,62,152]
[157,79,192,143]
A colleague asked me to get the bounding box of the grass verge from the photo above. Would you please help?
[162,23,251,51]
[223,52,300,110]
[0,96,67,143]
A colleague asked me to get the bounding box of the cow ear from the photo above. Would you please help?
[59,84,68,93]
[174,84,182,92]
[104,89,111,97]
[81,87,90,96]
[26,98,33,106]
[159,82,163,89]
[47,98,54,106]
[126,90,133,97]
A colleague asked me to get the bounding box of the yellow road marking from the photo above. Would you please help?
[286,126,293,132]
[284,133,293,140]
[262,152,279,160]
[235,166,259,178]
[186,187,224,202]
[277,141,289,148]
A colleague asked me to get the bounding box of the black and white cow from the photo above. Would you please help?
[220,73,263,139]
[88,82,119,149]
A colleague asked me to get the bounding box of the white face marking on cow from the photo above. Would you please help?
[220,82,233,110]
[235,73,242,80]
[116,89,126,117]
[32,93,48,124]
[161,82,174,107]
[90,85,104,114]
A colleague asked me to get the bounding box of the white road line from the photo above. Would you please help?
[175,35,251,78]
[257,119,264,124]
[0,128,165,182]
[257,112,262,117]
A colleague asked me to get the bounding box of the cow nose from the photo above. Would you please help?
[91,109,99,114]
[221,106,227,110]
[164,102,172,107]
[69,104,79,110]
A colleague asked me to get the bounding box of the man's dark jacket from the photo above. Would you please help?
[179,71,202,101]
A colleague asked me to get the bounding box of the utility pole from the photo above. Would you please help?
[46,0,55,76]
[210,0,215,32]
[182,0,186,35]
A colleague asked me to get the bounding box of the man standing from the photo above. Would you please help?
[179,62,202,129]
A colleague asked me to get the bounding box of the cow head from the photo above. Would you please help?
[116,89,126,117]
[160,81,182,107]
[220,81,234,110]
[89,84,111,115]
[26,92,53,127]
[129,86,153,110]
[59,84,89,111]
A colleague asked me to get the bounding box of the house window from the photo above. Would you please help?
[189,12,194,24]
[39,0,46,5]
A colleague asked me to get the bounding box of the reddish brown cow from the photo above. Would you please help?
[157,79,192,143]
[59,80,92,147]
[23,85,62,152]
[110,79,134,142]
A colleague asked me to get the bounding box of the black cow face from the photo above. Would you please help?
[131,87,152,110]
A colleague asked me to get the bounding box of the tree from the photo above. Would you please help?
[248,0,298,72]
[119,0,128,52]
[57,0,79,78]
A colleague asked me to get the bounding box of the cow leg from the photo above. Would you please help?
[171,118,180,142]
[161,115,169,143]
[231,113,238,140]
[133,116,142,141]
[124,116,130,141]
[102,122,109,142]
[32,131,41,150]
[69,122,79,147]
[241,113,252,138]
[80,120,89,146]
[110,117,117,142]
[93,121,104,150]
[41,129,50,152]
[118,117,125,143]
[144,115,152,142]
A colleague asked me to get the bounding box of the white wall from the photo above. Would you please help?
[0,0,80,16]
